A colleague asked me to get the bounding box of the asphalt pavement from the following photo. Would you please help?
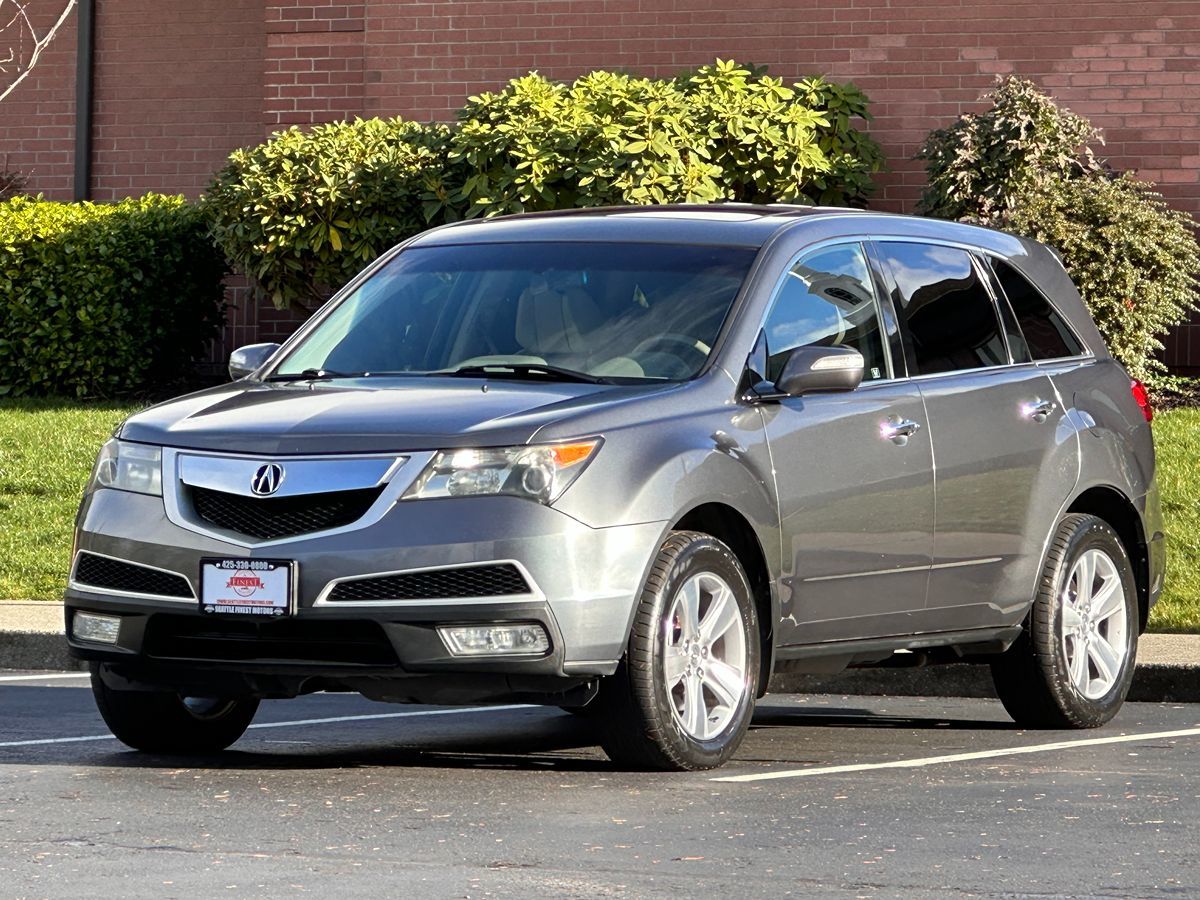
[2,671,1199,898]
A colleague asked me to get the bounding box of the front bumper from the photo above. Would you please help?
[67,487,665,689]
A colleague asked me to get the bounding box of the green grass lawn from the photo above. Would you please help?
[0,399,137,601]
[1,399,1198,631]
[1147,406,1200,632]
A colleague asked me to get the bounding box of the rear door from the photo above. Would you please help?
[874,241,1074,632]
[760,241,935,646]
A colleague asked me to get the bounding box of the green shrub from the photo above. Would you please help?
[0,194,227,398]
[918,77,1200,383]
[206,60,884,310]
[1004,175,1200,382]
[205,118,452,310]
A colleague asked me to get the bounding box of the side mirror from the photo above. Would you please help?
[774,346,865,397]
[228,343,281,381]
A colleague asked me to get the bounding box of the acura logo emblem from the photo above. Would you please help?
[251,463,284,496]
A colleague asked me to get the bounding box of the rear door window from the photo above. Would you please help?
[989,258,1085,360]
[877,242,1008,375]
[762,243,890,383]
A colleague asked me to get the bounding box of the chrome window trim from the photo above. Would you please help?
[161,448,437,550]
[899,355,1096,385]
[313,559,545,607]
[69,549,197,603]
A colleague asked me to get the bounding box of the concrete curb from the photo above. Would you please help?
[0,631,87,673]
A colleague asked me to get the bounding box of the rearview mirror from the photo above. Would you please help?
[228,343,281,381]
[774,346,865,397]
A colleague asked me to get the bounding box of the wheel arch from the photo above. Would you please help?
[1066,485,1150,632]
[672,502,776,697]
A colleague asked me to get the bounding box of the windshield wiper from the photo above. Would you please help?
[436,363,611,385]
[265,368,367,382]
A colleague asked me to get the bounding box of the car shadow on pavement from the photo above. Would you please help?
[749,703,1019,731]
[76,711,614,772]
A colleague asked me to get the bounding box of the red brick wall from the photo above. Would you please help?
[1,1,1199,369]
[89,1,266,201]
[265,0,365,127]
[0,2,77,197]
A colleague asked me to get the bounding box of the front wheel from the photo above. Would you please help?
[92,665,259,753]
[597,531,760,771]
[991,513,1139,729]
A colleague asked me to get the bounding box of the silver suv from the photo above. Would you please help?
[67,205,1164,770]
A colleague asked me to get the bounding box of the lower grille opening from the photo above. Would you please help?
[143,615,399,667]
[327,564,532,602]
[74,553,193,599]
[188,485,385,541]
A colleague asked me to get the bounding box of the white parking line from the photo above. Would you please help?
[0,704,532,749]
[0,672,91,683]
[712,726,1200,783]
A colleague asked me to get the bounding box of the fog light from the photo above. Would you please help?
[438,623,550,657]
[72,611,121,644]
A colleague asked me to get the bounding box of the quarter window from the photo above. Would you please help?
[990,258,1085,360]
[879,242,1007,375]
[763,244,889,383]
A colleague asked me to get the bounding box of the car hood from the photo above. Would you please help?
[118,377,682,454]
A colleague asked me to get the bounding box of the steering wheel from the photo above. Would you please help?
[629,333,712,368]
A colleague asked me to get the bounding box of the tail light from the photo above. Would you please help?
[1131,379,1153,423]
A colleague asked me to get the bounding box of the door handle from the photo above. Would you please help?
[881,416,922,445]
[1024,399,1057,423]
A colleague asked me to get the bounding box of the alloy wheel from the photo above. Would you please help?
[662,571,748,740]
[1060,548,1129,700]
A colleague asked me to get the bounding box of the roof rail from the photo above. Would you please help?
[451,202,822,225]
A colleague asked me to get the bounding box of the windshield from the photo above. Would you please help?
[271,241,758,383]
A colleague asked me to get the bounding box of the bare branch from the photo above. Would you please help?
[0,0,77,104]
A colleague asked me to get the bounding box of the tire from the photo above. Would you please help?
[91,666,259,754]
[597,531,760,771]
[991,513,1139,729]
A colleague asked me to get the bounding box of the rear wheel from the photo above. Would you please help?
[91,665,259,753]
[991,514,1138,729]
[597,531,759,770]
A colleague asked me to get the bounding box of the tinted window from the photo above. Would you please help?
[763,244,889,382]
[274,242,756,383]
[991,258,1085,360]
[880,242,1007,375]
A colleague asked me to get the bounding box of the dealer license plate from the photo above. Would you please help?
[200,558,294,617]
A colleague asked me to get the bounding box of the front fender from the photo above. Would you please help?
[550,399,782,659]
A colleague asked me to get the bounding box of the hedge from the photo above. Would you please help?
[0,194,228,398]
[206,60,885,310]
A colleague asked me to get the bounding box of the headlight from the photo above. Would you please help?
[403,440,601,505]
[88,439,162,496]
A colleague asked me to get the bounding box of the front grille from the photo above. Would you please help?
[189,486,384,541]
[74,553,193,598]
[326,564,532,602]
[143,615,399,666]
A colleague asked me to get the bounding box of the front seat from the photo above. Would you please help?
[514,275,604,357]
